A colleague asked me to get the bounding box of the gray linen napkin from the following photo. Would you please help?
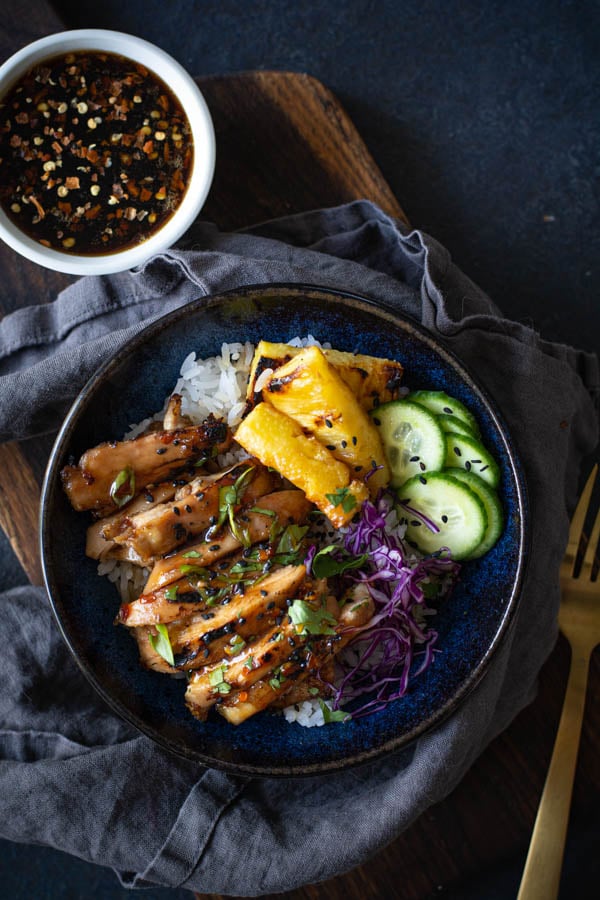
[0,200,598,895]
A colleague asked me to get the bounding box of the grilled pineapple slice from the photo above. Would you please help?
[246,340,403,411]
[234,402,368,528]
[261,345,389,494]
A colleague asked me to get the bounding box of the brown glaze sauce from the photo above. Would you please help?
[0,50,193,255]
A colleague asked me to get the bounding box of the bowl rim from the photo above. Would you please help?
[39,282,529,777]
[0,28,215,275]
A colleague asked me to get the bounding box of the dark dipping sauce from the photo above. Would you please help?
[0,50,194,255]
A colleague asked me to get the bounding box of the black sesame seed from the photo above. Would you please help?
[156,447,167,455]
[260,589,268,597]
[341,440,348,448]
[410,520,422,527]
[267,601,276,610]
[409,455,420,462]
[209,544,221,551]
[325,419,333,428]
[354,465,363,472]
[465,461,472,471]
[144,492,154,503]
[195,491,205,500]
[238,617,246,625]
[352,436,357,445]
[172,506,180,516]
[372,417,381,427]
[419,475,427,484]
[419,462,426,471]
[443,406,453,414]
[480,465,489,471]
[453,446,462,457]
[184,504,192,513]
[441,515,448,523]
[326,444,336,451]
[209,515,217,525]
[471,459,482,464]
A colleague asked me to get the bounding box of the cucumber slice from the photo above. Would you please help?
[445,468,504,557]
[409,390,480,437]
[444,432,500,489]
[371,400,446,487]
[396,472,487,560]
[436,413,477,438]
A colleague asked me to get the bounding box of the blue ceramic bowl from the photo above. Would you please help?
[40,284,528,776]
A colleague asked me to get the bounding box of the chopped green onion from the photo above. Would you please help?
[148,624,174,666]
[109,466,136,507]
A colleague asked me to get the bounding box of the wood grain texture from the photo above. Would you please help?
[198,71,407,230]
[0,441,43,584]
[0,1,73,314]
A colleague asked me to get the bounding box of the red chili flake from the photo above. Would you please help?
[0,50,193,255]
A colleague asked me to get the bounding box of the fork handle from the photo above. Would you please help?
[517,647,591,900]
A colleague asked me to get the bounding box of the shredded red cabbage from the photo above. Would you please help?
[315,491,460,719]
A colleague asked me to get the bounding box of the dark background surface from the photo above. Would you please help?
[0,0,598,897]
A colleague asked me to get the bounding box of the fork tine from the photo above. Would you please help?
[566,464,598,564]
[581,501,600,574]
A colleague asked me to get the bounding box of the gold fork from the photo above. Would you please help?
[517,464,600,900]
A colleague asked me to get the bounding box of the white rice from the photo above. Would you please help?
[105,335,332,725]
[283,699,336,728]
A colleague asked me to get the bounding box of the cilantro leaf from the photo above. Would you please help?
[319,699,350,724]
[325,486,357,514]
[311,545,369,579]
[288,599,338,635]
[274,524,309,565]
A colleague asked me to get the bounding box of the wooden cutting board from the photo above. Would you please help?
[0,69,407,586]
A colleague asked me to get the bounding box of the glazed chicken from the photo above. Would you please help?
[60,342,392,727]
[61,413,231,515]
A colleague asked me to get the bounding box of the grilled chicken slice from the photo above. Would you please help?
[118,547,269,627]
[105,462,278,565]
[163,393,193,431]
[135,564,308,675]
[216,589,374,725]
[142,489,313,592]
[116,574,216,627]
[85,479,192,561]
[61,415,231,514]
[185,581,338,718]
[269,660,335,707]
